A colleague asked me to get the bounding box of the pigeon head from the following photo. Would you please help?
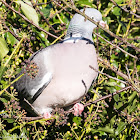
[65,8,106,40]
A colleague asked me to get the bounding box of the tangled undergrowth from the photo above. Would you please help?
[0,0,140,139]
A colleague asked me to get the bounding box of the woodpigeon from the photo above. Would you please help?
[14,8,106,118]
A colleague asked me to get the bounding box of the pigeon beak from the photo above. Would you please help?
[99,20,109,29]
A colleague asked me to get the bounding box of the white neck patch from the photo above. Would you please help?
[64,33,82,43]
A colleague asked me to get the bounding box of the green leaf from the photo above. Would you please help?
[114,0,123,4]
[0,66,6,80]
[115,101,123,109]
[128,91,137,103]
[115,122,126,135]
[2,130,18,140]
[128,99,137,113]
[4,118,15,123]
[98,126,114,134]
[15,0,39,26]
[76,0,96,7]
[6,32,17,46]
[105,81,117,86]
[73,117,81,126]
[0,98,8,103]
[112,61,119,68]
[0,37,9,61]
[137,65,140,71]
[112,7,121,16]
[59,12,69,24]
[41,5,52,18]
[113,94,119,102]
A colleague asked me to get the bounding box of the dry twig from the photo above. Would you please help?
[1,0,61,40]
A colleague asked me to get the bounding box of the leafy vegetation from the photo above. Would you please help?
[0,0,139,139]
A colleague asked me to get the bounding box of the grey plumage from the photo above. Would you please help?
[14,8,105,117]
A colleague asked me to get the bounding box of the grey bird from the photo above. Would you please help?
[14,8,106,118]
